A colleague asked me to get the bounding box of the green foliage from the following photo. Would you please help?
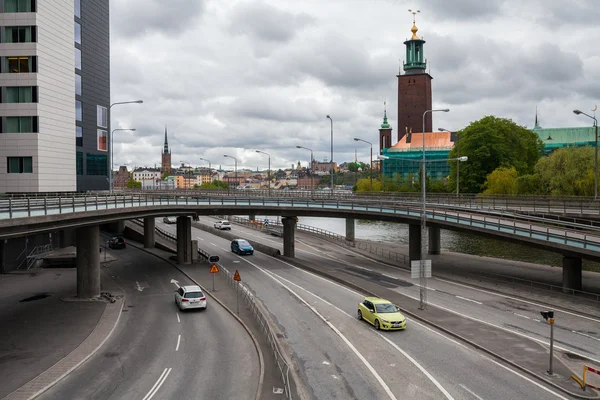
[355,178,382,192]
[126,179,141,189]
[448,116,544,193]
[483,167,518,195]
[347,162,369,172]
[535,146,596,196]
[516,174,544,195]
[161,172,169,180]
[200,180,229,189]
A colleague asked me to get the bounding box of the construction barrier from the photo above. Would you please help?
[584,365,600,390]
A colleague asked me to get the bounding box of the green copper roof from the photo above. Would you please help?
[381,109,391,129]
[533,125,596,154]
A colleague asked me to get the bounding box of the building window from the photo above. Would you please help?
[4,86,37,103]
[5,56,37,73]
[97,105,107,128]
[75,74,82,96]
[4,116,38,133]
[74,22,81,44]
[7,156,33,173]
[74,0,80,18]
[76,151,83,175]
[76,100,82,121]
[76,126,83,147]
[86,153,107,176]
[97,129,107,151]
[3,0,35,13]
[75,48,81,70]
[4,26,36,43]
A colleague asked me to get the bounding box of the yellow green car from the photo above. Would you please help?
[358,297,407,330]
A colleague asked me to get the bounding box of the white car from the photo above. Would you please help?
[175,285,207,311]
[163,216,177,224]
[214,220,231,230]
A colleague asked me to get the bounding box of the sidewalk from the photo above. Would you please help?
[124,235,294,400]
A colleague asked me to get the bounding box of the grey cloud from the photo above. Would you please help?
[426,0,506,20]
[111,0,204,38]
[534,0,600,27]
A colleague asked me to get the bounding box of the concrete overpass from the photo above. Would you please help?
[1,194,599,298]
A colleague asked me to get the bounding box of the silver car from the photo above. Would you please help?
[175,285,207,311]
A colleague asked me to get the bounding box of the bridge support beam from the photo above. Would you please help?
[176,216,192,264]
[249,214,256,221]
[282,217,296,258]
[562,256,582,292]
[409,224,420,262]
[144,217,155,248]
[58,228,75,248]
[345,219,355,242]
[0,240,6,273]
[428,226,441,255]
[76,225,100,298]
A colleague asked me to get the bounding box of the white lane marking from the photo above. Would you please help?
[176,334,181,351]
[197,237,204,241]
[459,384,485,400]
[487,359,569,400]
[239,258,398,400]
[210,243,218,247]
[135,281,144,292]
[247,258,453,400]
[514,313,531,320]
[572,331,600,342]
[170,279,180,288]
[142,368,172,400]
[176,313,180,323]
[322,361,330,365]
[455,295,482,305]
[533,319,542,323]
[221,247,229,251]
[233,261,240,263]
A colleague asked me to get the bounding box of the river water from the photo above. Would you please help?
[251,215,600,273]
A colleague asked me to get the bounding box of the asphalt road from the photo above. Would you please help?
[160,218,572,400]
[38,236,259,400]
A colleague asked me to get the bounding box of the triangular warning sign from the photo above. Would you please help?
[209,264,220,273]
[233,270,241,281]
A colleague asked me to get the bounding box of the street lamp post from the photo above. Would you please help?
[180,160,192,191]
[354,137,373,192]
[574,109,599,200]
[255,150,271,196]
[326,115,334,194]
[110,128,135,192]
[439,128,465,197]
[224,155,238,191]
[296,145,314,192]
[108,100,143,193]
[199,157,212,189]
[420,108,450,310]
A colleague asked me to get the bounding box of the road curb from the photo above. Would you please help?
[278,256,599,400]
[2,275,125,400]
[127,241,265,400]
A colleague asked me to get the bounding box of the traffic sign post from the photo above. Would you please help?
[263,219,269,228]
[234,270,241,314]
[209,263,220,291]
[540,310,555,375]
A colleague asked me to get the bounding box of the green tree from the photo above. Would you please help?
[482,167,518,195]
[355,178,383,192]
[535,146,596,196]
[161,172,169,180]
[448,116,544,193]
[200,180,229,189]
[516,174,544,195]
[126,179,141,189]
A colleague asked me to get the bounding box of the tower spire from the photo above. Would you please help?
[163,125,169,154]
[403,9,426,73]
[534,107,540,128]
[381,100,391,129]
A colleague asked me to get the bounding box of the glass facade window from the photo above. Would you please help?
[76,126,83,147]
[75,48,81,70]
[96,105,107,128]
[97,129,107,151]
[5,56,36,73]
[5,116,37,133]
[75,74,82,95]
[4,0,35,13]
[74,22,81,44]
[86,153,107,176]
[76,152,83,175]
[76,100,82,121]
[74,0,80,18]
[7,156,33,173]
[5,86,36,103]
[4,26,35,43]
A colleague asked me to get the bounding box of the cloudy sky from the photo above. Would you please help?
[109,0,600,172]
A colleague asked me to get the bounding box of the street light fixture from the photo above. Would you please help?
[224,154,238,190]
[180,160,193,190]
[439,128,467,197]
[574,109,599,200]
[296,145,314,192]
[199,157,212,188]
[108,100,143,193]
[420,108,450,310]
[354,137,373,192]
[326,115,334,194]
[110,128,135,192]
[255,150,271,196]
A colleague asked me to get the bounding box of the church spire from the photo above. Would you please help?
[381,101,391,129]
[534,107,540,129]
[163,126,170,154]
[403,9,427,74]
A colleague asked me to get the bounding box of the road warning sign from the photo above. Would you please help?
[233,270,241,281]
[209,264,220,273]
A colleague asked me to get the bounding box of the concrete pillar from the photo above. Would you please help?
[58,229,74,248]
[76,225,100,298]
[562,256,583,292]
[428,226,441,255]
[249,214,256,221]
[115,221,125,235]
[409,224,420,262]
[144,217,155,248]
[345,218,355,242]
[282,217,296,258]
[0,240,6,274]
[177,216,192,264]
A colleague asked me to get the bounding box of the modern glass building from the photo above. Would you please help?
[0,0,110,193]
